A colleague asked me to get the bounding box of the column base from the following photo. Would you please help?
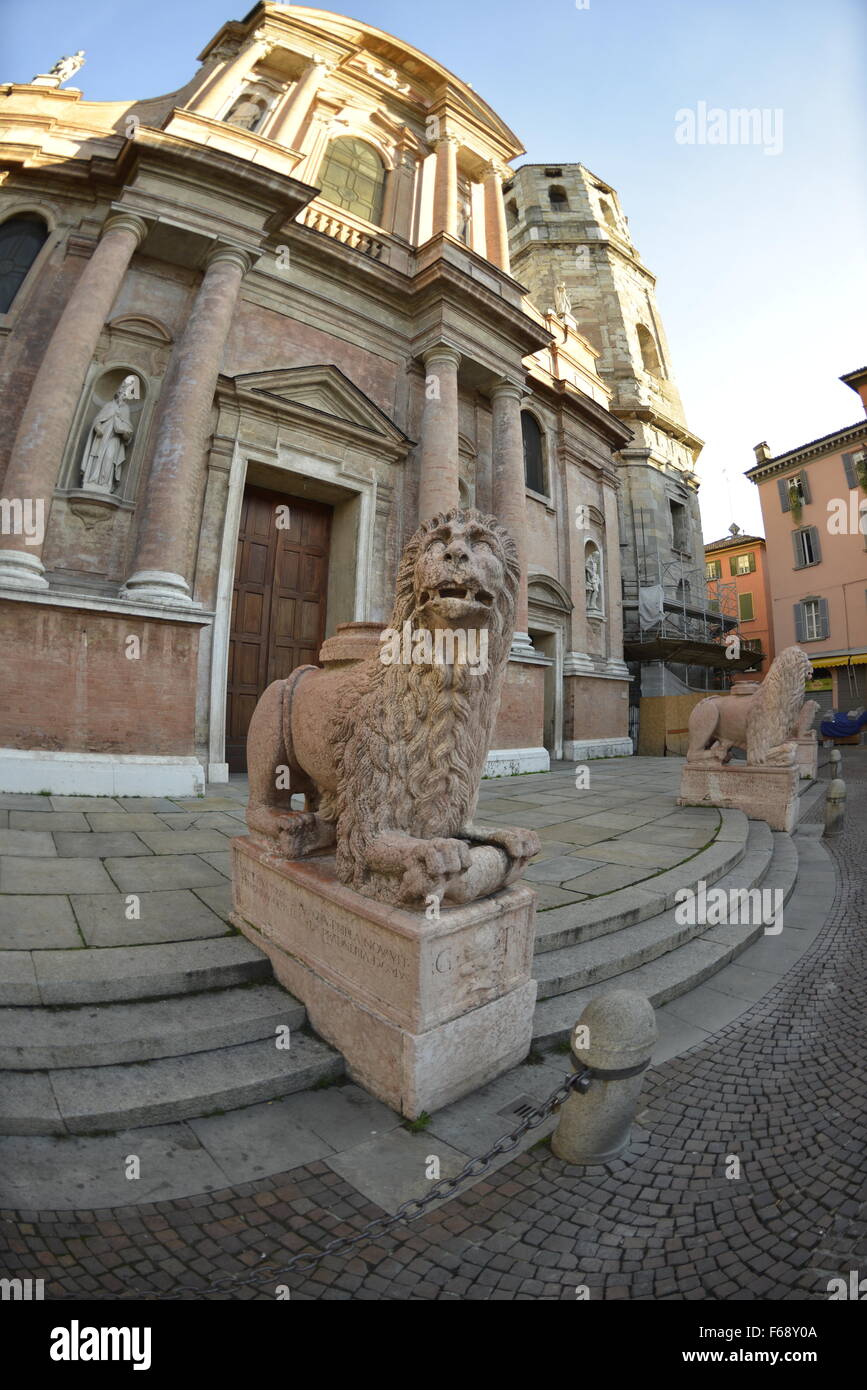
[119,570,195,607]
[484,746,550,776]
[563,737,633,760]
[0,549,49,590]
[0,749,205,797]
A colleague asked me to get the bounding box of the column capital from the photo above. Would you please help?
[484,160,512,183]
[203,244,253,275]
[422,344,462,370]
[250,28,278,57]
[102,211,149,247]
[490,377,525,403]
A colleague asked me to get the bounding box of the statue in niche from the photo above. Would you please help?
[225,93,266,131]
[554,282,573,318]
[49,51,85,84]
[585,548,601,611]
[80,376,138,495]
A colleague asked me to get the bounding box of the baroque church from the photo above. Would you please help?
[0,2,725,795]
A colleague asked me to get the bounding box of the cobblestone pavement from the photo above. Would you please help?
[2,752,864,1301]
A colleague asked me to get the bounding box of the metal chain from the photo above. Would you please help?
[60,1066,590,1302]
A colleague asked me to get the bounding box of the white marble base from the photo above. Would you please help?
[484,746,550,776]
[230,838,538,1117]
[0,749,205,797]
[119,569,195,607]
[0,548,48,590]
[563,737,633,761]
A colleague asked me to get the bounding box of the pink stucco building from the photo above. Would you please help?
[746,366,867,715]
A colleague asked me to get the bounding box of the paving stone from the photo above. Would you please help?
[533,884,588,910]
[561,864,648,894]
[49,798,123,811]
[1,858,116,894]
[9,812,90,832]
[85,813,169,832]
[54,833,152,859]
[325,1129,470,1215]
[188,1104,335,1184]
[0,830,56,857]
[276,1084,402,1150]
[0,895,82,950]
[191,884,232,919]
[135,831,230,856]
[523,855,606,885]
[0,795,56,810]
[102,856,227,892]
[70,890,231,947]
[115,798,186,813]
[196,851,231,877]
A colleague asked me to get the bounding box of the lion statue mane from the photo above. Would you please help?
[685,646,813,767]
[244,508,541,908]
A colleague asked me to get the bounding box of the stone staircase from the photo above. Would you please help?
[0,938,344,1135]
[0,792,819,1137]
[531,814,799,1047]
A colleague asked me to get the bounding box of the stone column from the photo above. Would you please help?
[0,211,148,591]
[190,29,275,120]
[122,245,251,606]
[484,163,511,273]
[432,135,459,239]
[417,346,461,522]
[490,379,530,640]
[265,56,331,149]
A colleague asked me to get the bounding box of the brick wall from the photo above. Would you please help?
[0,601,200,755]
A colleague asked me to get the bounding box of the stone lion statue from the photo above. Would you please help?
[245,508,541,907]
[685,646,813,766]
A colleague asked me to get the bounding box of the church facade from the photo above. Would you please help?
[0,3,700,796]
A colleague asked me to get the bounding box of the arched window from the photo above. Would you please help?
[522,412,546,494]
[548,185,569,210]
[318,137,387,226]
[599,197,619,233]
[0,214,48,313]
[637,323,662,377]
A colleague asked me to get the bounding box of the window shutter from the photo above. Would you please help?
[748,552,756,573]
[809,525,821,564]
[729,555,737,576]
[778,477,791,512]
[843,452,858,489]
[818,598,830,640]
[799,470,811,504]
[793,603,807,642]
[792,530,805,569]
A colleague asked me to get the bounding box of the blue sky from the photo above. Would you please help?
[4,0,865,537]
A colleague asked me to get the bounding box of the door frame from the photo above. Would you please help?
[206,444,377,781]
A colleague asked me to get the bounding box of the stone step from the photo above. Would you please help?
[533,820,773,1001]
[1,1031,345,1135]
[532,828,798,1048]
[0,935,271,1006]
[0,984,304,1069]
[532,809,752,956]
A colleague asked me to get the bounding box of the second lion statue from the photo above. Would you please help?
[245,508,541,908]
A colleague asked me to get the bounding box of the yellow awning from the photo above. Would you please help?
[810,653,867,668]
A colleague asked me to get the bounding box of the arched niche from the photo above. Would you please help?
[584,538,604,617]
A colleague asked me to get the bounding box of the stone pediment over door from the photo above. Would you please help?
[232,366,413,461]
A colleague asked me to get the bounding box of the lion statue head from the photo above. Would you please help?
[327,508,520,897]
[748,645,813,763]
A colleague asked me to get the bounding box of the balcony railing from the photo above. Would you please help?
[297,201,386,261]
